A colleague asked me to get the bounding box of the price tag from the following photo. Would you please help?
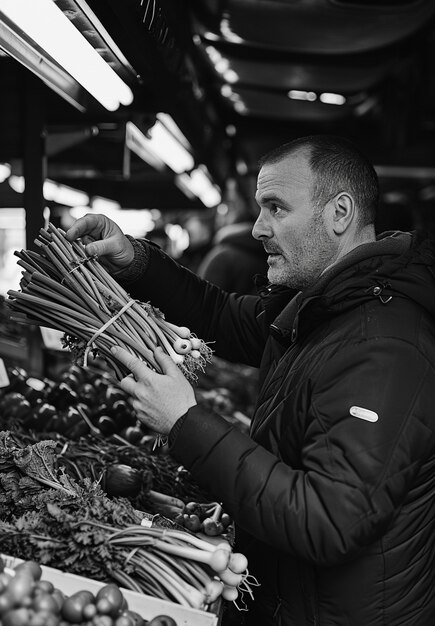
[0,358,10,388]
[40,327,65,351]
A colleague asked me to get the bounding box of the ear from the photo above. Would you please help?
[327,192,355,235]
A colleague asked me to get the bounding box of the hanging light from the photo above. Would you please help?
[126,119,194,175]
[0,0,134,111]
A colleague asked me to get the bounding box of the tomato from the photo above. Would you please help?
[61,590,95,623]
[147,616,178,626]
[14,560,43,582]
[0,577,9,594]
[96,597,113,615]
[114,616,135,626]
[118,610,145,626]
[33,580,55,594]
[82,602,97,619]
[51,589,65,612]
[32,591,60,614]
[0,592,15,615]
[6,572,34,606]
[92,615,114,626]
[29,610,61,626]
[1,607,31,626]
[96,583,124,617]
[0,571,13,588]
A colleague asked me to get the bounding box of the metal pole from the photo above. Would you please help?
[23,71,46,251]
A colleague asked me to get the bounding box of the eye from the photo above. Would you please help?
[270,204,284,216]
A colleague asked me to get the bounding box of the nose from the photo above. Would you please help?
[252,211,271,240]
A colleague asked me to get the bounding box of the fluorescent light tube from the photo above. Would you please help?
[9,175,89,206]
[288,90,317,102]
[319,92,346,105]
[92,196,121,212]
[43,180,89,207]
[0,0,134,111]
[0,163,11,183]
[176,168,222,208]
[126,120,194,175]
[175,173,197,201]
[126,122,166,171]
[148,120,195,174]
[0,18,86,112]
[156,113,192,151]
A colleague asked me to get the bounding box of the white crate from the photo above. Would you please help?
[1,554,218,626]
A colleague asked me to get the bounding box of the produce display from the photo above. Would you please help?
[0,239,261,619]
[7,224,212,383]
[0,354,261,617]
[0,556,177,625]
[0,364,155,445]
[0,431,257,613]
[0,364,212,506]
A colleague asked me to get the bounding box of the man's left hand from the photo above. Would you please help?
[111,345,197,434]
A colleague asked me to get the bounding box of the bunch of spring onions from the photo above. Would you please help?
[92,522,259,611]
[0,518,258,612]
[7,224,212,382]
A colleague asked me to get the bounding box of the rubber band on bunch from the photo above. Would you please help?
[61,255,98,284]
[83,299,136,366]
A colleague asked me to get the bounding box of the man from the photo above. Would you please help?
[66,135,435,625]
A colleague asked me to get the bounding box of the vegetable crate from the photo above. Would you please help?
[1,554,219,626]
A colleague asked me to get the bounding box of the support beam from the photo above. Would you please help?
[23,71,46,251]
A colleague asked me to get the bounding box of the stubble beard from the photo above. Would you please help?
[268,212,336,290]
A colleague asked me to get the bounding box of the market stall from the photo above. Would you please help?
[0,227,259,626]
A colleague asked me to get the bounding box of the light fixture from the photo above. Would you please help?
[125,117,221,207]
[126,118,194,175]
[92,196,121,212]
[43,180,89,207]
[0,0,134,111]
[220,18,244,44]
[205,45,239,83]
[176,167,222,208]
[9,175,90,207]
[319,92,346,105]
[223,69,239,84]
[125,122,166,172]
[0,16,86,112]
[70,206,155,237]
[0,162,11,183]
[288,90,317,102]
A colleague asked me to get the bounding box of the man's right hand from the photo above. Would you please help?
[65,213,134,271]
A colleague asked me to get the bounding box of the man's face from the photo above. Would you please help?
[252,150,337,290]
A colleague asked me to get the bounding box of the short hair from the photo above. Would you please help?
[258,135,379,227]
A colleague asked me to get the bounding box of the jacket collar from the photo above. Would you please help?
[269,231,413,343]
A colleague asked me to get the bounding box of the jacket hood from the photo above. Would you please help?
[270,231,435,341]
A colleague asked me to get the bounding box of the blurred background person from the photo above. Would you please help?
[197,221,268,295]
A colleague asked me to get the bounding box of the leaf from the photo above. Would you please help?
[12,440,79,496]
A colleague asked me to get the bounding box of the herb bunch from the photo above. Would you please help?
[7,224,212,382]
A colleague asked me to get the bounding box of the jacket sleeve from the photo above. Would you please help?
[169,336,435,566]
[121,242,267,366]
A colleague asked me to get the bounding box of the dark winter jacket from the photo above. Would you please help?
[122,231,435,625]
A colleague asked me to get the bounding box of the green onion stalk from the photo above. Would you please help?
[7,224,213,383]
